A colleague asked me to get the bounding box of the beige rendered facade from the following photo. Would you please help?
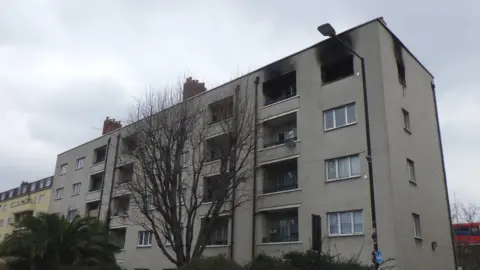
[48,18,455,270]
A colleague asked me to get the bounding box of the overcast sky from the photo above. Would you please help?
[0,1,477,202]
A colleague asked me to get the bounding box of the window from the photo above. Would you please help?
[181,152,189,168]
[324,103,356,130]
[328,210,364,236]
[0,219,4,227]
[407,159,416,183]
[67,209,78,222]
[93,146,107,164]
[89,173,103,192]
[326,155,360,181]
[0,193,4,200]
[39,181,44,189]
[321,55,354,84]
[45,177,52,187]
[7,217,12,225]
[22,186,27,194]
[38,195,44,202]
[72,183,81,195]
[142,195,154,211]
[138,231,153,247]
[30,184,36,192]
[263,71,297,106]
[413,213,422,238]
[55,188,64,200]
[76,157,85,169]
[402,109,410,132]
[60,164,67,175]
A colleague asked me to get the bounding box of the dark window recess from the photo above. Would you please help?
[397,60,406,86]
[93,146,107,164]
[204,175,227,202]
[263,71,297,106]
[89,173,103,192]
[321,55,354,84]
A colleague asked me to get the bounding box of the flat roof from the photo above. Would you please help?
[57,17,433,156]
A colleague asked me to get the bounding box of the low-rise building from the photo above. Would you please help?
[0,176,54,240]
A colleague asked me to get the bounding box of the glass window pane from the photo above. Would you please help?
[340,212,352,234]
[335,107,346,127]
[346,104,356,123]
[353,211,363,233]
[338,157,350,179]
[325,110,334,130]
[327,160,337,180]
[328,214,339,234]
[350,155,360,176]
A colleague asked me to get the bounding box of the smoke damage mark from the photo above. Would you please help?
[263,58,296,82]
[316,33,355,84]
[315,33,354,67]
[392,35,406,86]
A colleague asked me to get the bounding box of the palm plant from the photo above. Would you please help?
[0,213,121,270]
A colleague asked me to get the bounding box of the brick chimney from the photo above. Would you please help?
[103,117,122,135]
[183,77,206,100]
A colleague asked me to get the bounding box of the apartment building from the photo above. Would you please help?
[0,176,54,240]
[48,18,455,270]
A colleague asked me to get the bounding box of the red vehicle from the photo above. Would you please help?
[454,223,480,244]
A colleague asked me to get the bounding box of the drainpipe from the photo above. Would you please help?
[105,133,122,231]
[251,76,260,259]
[97,137,112,219]
[430,81,458,269]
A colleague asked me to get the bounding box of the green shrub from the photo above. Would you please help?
[245,253,295,270]
[178,255,243,270]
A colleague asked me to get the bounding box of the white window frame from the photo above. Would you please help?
[67,209,78,222]
[72,183,81,195]
[22,186,27,194]
[60,164,67,175]
[407,158,416,183]
[76,157,85,169]
[38,195,44,202]
[402,108,411,132]
[55,188,64,200]
[142,195,154,211]
[413,213,422,239]
[324,103,357,131]
[326,154,361,181]
[30,184,36,192]
[138,231,153,247]
[181,151,189,168]
[328,210,364,236]
[39,181,44,189]
[45,178,52,187]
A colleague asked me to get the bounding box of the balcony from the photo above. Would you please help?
[85,200,100,218]
[14,210,33,223]
[263,71,296,106]
[85,172,103,201]
[262,159,298,194]
[111,195,130,217]
[258,112,299,164]
[208,96,233,126]
[258,207,299,244]
[109,227,127,250]
[115,163,134,186]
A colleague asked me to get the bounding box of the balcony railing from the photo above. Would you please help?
[263,181,298,194]
[264,87,297,106]
[262,234,299,243]
[263,136,297,148]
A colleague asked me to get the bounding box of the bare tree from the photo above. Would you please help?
[451,194,480,270]
[121,79,255,266]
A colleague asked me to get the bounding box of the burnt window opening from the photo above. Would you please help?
[397,60,406,87]
[321,55,354,85]
[93,146,107,164]
[263,71,297,106]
